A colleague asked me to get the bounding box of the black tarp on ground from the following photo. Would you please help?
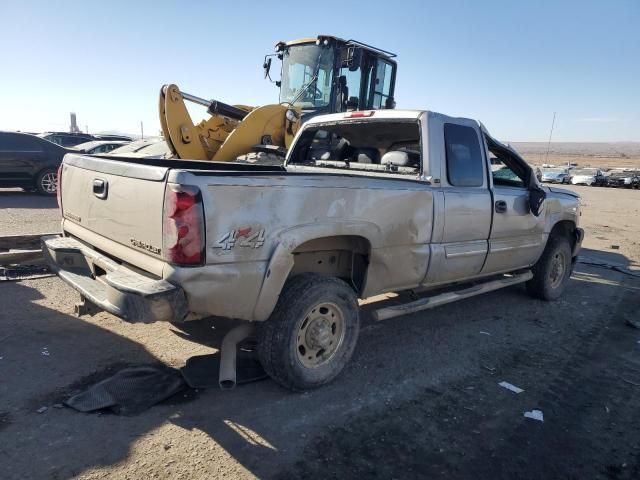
[65,366,186,415]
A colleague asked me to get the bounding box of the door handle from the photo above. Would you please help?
[494,200,507,213]
[93,178,108,199]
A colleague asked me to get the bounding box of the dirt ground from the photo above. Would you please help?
[1,184,640,479]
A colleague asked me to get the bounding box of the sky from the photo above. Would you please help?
[0,0,638,142]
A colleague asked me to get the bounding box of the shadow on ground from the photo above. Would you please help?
[1,247,639,479]
[0,189,58,209]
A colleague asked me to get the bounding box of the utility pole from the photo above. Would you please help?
[140,121,144,139]
[544,112,556,165]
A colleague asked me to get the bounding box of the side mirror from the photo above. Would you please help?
[341,47,362,71]
[385,96,396,109]
[263,57,272,79]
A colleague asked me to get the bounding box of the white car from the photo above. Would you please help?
[570,168,605,186]
[541,168,570,184]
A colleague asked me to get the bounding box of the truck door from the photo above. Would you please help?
[424,120,492,284]
[482,139,545,274]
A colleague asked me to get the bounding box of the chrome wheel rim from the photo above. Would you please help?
[296,302,345,368]
[549,251,566,289]
[40,172,57,193]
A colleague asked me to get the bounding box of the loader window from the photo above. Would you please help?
[369,60,394,109]
[280,44,334,109]
[288,121,421,176]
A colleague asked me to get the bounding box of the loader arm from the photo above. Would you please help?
[159,84,298,162]
[161,84,253,160]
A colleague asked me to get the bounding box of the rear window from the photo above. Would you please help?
[444,124,484,187]
[288,120,421,176]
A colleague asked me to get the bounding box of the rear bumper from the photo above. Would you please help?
[42,235,187,323]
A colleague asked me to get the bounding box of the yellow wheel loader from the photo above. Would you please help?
[160,35,398,162]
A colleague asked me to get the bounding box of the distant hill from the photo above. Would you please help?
[507,142,640,169]
[509,142,640,158]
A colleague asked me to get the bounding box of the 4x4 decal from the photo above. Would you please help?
[214,227,265,250]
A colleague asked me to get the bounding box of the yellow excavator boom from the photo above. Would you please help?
[160,84,298,162]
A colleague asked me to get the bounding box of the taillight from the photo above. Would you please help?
[163,184,205,266]
[56,163,63,208]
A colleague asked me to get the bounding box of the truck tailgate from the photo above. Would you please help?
[60,154,168,273]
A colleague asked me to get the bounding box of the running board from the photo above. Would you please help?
[373,271,533,321]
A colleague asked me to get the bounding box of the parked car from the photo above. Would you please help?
[37,131,95,147]
[0,131,66,194]
[607,170,639,189]
[45,109,583,391]
[93,134,133,142]
[570,168,606,186]
[107,138,170,159]
[541,167,570,184]
[71,140,129,155]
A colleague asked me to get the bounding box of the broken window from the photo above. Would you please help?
[288,120,421,176]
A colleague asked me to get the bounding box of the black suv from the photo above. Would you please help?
[0,131,67,194]
[37,131,96,147]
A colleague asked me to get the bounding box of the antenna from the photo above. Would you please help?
[544,112,556,164]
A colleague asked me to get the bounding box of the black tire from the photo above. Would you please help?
[256,273,360,391]
[526,235,572,301]
[35,168,58,195]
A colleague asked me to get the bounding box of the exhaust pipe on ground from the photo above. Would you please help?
[218,323,256,390]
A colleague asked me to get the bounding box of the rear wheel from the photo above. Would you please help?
[35,168,57,195]
[256,274,360,391]
[526,235,572,300]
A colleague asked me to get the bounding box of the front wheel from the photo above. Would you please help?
[256,274,360,391]
[35,168,57,195]
[526,235,572,301]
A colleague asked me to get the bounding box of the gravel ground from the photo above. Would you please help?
[0,184,639,479]
[0,189,60,236]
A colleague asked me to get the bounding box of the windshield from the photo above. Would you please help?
[572,169,596,175]
[543,168,565,174]
[280,44,334,109]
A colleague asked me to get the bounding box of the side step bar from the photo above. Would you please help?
[373,271,533,321]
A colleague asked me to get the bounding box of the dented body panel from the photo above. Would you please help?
[45,110,582,324]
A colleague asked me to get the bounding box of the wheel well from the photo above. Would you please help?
[289,236,371,295]
[549,220,577,250]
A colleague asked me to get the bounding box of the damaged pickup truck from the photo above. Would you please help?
[43,109,583,391]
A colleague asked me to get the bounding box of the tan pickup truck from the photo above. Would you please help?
[43,109,583,390]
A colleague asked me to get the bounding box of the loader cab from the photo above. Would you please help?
[264,36,397,121]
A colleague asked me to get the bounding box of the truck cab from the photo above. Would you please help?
[285,109,581,289]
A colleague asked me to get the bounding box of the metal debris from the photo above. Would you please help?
[0,265,52,281]
[524,409,544,422]
[498,381,524,394]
